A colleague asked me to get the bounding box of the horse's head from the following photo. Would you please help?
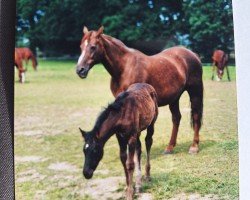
[217,68,224,80]
[79,128,104,179]
[76,26,104,79]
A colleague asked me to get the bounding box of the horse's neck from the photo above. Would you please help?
[101,36,131,80]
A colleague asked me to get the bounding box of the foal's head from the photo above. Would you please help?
[76,26,104,78]
[79,128,104,179]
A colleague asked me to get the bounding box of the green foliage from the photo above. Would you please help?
[16,0,234,60]
[183,0,234,60]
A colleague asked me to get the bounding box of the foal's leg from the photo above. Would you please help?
[164,100,181,154]
[134,136,142,193]
[187,83,203,154]
[116,134,129,186]
[126,136,136,200]
[145,123,154,181]
[226,65,231,81]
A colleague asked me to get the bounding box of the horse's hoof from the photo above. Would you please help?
[163,149,173,154]
[189,146,199,154]
[143,176,151,182]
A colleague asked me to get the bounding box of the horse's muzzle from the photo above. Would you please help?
[83,169,94,179]
[76,67,89,79]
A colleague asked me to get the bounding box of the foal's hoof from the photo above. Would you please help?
[189,146,199,154]
[135,186,142,194]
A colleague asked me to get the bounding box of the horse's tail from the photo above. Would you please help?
[30,53,38,70]
[187,58,204,128]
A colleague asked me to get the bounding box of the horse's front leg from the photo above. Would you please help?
[126,136,136,200]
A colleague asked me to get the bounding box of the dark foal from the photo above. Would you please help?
[76,26,203,154]
[211,49,230,81]
[80,83,158,200]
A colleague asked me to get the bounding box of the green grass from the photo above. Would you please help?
[15,60,238,199]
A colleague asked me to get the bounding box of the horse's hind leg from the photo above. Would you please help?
[164,100,181,154]
[145,123,154,181]
[211,62,216,80]
[134,135,142,193]
[226,65,231,81]
[187,82,203,154]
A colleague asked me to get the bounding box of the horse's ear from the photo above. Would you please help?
[97,26,104,37]
[79,127,86,139]
[83,26,89,34]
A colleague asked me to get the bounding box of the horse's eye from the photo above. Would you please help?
[90,46,96,51]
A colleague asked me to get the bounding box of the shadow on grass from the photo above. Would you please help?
[147,140,217,160]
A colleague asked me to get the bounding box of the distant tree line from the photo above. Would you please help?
[16,0,234,62]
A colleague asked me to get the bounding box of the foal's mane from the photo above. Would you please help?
[92,92,129,133]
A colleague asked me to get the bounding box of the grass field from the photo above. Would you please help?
[15,60,238,200]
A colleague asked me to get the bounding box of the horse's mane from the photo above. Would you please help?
[102,34,126,47]
[92,92,129,133]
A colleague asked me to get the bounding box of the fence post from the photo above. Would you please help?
[0,0,16,199]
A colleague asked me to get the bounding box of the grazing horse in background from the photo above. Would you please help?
[76,26,203,154]
[211,50,230,81]
[79,83,158,200]
[16,47,38,71]
[15,49,26,83]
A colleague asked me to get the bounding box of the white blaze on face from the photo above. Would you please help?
[85,143,89,150]
[78,40,88,65]
[21,72,25,83]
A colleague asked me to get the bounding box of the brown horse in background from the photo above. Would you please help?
[76,26,203,154]
[80,83,158,200]
[16,47,38,71]
[15,48,26,83]
[211,50,230,81]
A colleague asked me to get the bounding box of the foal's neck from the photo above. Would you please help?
[101,35,130,80]
[94,111,119,144]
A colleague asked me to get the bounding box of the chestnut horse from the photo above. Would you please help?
[211,50,230,81]
[79,83,158,200]
[15,48,26,83]
[76,26,203,154]
[16,47,38,71]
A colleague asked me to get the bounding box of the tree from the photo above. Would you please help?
[183,0,234,61]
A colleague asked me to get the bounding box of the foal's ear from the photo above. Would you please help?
[83,26,89,34]
[97,26,104,37]
[79,127,86,139]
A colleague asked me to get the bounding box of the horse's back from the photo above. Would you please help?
[212,50,225,62]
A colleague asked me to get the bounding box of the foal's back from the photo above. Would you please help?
[116,83,158,132]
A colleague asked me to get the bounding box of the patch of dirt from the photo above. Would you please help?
[48,162,79,172]
[15,130,43,136]
[81,176,154,200]
[16,169,46,183]
[81,176,125,200]
[15,129,63,136]
[137,193,153,200]
[169,193,220,200]
[15,156,48,163]
[34,190,46,199]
